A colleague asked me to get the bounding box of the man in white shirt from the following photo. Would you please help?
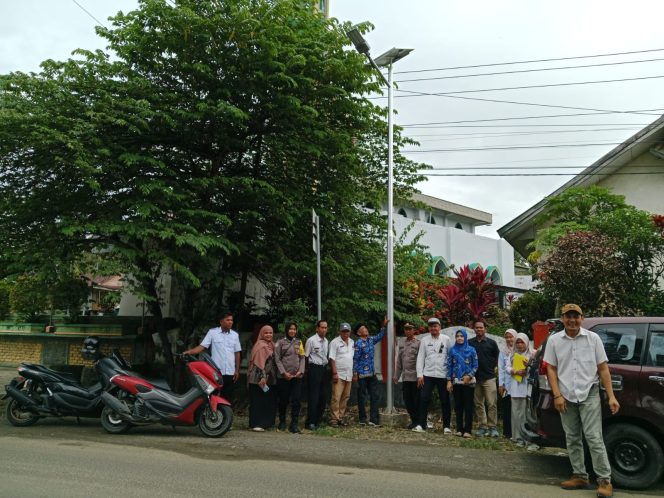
[328,322,354,427]
[413,317,452,433]
[544,304,619,498]
[304,320,329,430]
[184,312,242,401]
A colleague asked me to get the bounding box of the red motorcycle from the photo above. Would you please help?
[100,353,232,437]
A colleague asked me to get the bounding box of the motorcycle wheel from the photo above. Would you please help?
[100,406,131,434]
[198,404,233,438]
[5,398,40,427]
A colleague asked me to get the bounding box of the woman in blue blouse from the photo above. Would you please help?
[446,329,478,438]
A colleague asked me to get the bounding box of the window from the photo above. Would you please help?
[590,323,646,365]
[428,213,436,225]
[398,208,408,217]
[455,222,463,230]
[647,327,664,367]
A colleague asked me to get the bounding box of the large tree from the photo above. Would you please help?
[530,186,664,315]
[0,0,425,351]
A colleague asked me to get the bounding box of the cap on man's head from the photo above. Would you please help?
[427,317,441,325]
[339,322,351,332]
[403,322,415,329]
[561,303,583,315]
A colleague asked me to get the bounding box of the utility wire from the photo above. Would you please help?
[393,89,664,117]
[422,171,664,177]
[71,0,106,28]
[401,110,661,126]
[407,127,642,139]
[403,140,663,153]
[404,123,652,129]
[397,57,664,83]
[395,47,664,74]
[370,74,664,99]
[421,164,664,170]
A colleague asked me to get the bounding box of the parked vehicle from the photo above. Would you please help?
[2,337,131,426]
[526,317,664,490]
[100,353,233,438]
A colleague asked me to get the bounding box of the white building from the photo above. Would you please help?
[391,193,516,287]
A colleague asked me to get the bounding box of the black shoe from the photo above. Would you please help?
[289,425,301,434]
[306,424,317,431]
[278,422,287,431]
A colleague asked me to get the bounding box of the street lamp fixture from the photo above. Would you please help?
[346,25,413,415]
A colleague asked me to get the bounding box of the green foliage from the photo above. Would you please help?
[539,231,635,316]
[532,186,664,316]
[49,277,90,318]
[100,291,122,312]
[9,274,47,322]
[508,291,556,334]
[535,186,627,225]
[0,281,10,319]
[409,264,496,328]
[0,0,427,340]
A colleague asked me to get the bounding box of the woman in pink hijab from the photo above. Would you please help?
[248,325,277,431]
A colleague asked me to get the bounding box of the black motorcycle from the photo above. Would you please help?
[2,337,135,426]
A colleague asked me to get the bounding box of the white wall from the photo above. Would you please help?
[598,152,664,214]
[394,216,515,287]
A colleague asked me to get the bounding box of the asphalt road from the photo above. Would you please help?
[0,436,657,498]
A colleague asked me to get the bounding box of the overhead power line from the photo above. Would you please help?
[395,47,664,74]
[403,140,663,153]
[407,127,642,139]
[422,171,664,177]
[421,164,664,170]
[71,0,106,28]
[369,74,664,99]
[404,123,652,129]
[393,90,664,117]
[400,109,662,126]
[397,57,664,83]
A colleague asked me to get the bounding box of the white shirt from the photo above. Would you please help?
[305,334,329,366]
[416,333,451,378]
[543,328,608,403]
[498,350,512,395]
[328,336,354,381]
[200,327,242,375]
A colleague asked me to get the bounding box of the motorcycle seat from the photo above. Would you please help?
[124,371,172,391]
[21,363,80,383]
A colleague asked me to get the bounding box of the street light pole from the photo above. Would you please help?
[346,26,412,414]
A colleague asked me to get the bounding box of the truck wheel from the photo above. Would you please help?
[604,423,664,489]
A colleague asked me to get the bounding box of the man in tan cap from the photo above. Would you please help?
[544,304,620,498]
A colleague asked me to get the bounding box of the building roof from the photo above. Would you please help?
[410,192,492,225]
[89,275,123,291]
[497,114,664,246]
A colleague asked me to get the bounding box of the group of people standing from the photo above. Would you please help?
[185,304,620,497]
[394,316,533,441]
[185,312,536,437]
[241,318,388,432]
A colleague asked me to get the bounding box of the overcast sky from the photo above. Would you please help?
[3,0,664,238]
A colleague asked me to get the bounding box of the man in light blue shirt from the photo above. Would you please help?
[184,312,242,401]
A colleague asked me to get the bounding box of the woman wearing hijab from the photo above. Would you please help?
[274,321,305,433]
[446,329,478,438]
[248,325,277,432]
[498,328,517,438]
[509,332,533,445]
